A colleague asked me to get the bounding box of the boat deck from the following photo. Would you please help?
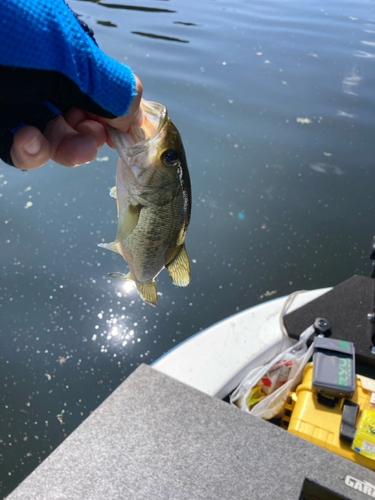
[8,364,375,499]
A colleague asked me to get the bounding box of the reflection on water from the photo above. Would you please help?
[337,110,357,118]
[99,2,175,13]
[309,163,344,176]
[2,0,375,495]
[342,65,362,95]
[96,19,117,27]
[174,21,199,27]
[132,31,189,43]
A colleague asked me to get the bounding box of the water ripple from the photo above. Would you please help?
[96,1,175,13]
[131,31,189,43]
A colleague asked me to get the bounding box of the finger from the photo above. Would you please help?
[63,108,92,128]
[64,108,106,149]
[44,115,98,167]
[11,126,51,170]
[104,75,144,135]
[74,120,106,149]
[95,115,115,149]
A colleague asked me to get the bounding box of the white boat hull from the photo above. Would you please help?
[152,288,331,398]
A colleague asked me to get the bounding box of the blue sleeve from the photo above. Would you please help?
[0,0,136,117]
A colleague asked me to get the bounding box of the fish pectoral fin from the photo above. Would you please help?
[136,280,157,306]
[166,243,190,287]
[98,241,121,254]
[108,272,133,281]
[110,186,120,215]
[115,204,141,242]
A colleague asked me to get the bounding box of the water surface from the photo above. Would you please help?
[1,0,375,494]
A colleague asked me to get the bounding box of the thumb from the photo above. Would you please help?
[11,126,51,170]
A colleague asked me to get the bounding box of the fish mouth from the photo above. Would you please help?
[108,99,168,157]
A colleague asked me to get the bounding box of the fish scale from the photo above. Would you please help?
[128,205,175,282]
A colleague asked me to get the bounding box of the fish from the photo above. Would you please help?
[98,99,191,306]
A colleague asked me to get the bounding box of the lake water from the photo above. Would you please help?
[1,0,375,494]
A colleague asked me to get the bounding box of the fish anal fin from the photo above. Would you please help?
[109,273,157,306]
[115,204,141,242]
[98,241,121,254]
[136,280,157,306]
[166,243,190,287]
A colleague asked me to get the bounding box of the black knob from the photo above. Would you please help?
[314,317,331,336]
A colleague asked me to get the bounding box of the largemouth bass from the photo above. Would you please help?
[99,99,191,306]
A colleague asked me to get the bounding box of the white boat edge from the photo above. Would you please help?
[152,287,331,399]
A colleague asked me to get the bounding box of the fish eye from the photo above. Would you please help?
[161,149,179,166]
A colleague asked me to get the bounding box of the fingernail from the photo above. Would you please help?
[23,135,42,155]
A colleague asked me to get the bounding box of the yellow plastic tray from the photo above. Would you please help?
[283,363,375,470]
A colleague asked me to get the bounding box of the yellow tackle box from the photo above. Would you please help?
[281,363,375,470]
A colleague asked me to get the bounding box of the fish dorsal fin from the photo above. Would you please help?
[98,241,121,254]
[136,280,157,306]
[115,204,141,242]
[166,243,190,287]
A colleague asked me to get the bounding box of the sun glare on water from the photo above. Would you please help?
[122,280,136,294]
[90,280,140,352]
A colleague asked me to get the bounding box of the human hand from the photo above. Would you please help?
[10,76,143,170]
[1,0,142,169]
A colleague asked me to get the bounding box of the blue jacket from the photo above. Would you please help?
[0,0,136,117]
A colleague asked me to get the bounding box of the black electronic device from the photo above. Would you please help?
[312,337,356,399]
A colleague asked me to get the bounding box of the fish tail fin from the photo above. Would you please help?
[166,243,190,287]
[136,280,158,307]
